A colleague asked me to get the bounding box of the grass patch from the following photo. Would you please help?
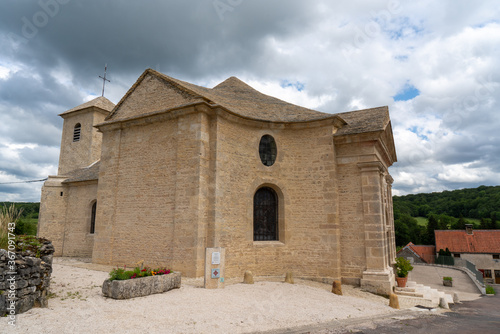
[486,285,496,295]
[0,204,23,250]
[415,217,428,227]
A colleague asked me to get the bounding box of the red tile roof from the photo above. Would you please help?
[397,242,436,261]
[409,244,436,258]
[435,230,500,254]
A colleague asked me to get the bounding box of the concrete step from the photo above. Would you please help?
[395,281,454,309]
[394,290,424,298]
[394,286,418,293]
[398,295,437,309]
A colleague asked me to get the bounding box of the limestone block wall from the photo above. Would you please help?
[58,181,98,257]
[334,132,396,293]
[0,240,54,317]
[212,115,341,281]
[38,176,68,256]
[92,113,182,271]
[336,161,366,283]
[58,109,107,175]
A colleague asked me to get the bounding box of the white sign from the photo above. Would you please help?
[212,252,221,265]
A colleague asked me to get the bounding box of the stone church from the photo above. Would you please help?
[38,69,398,294]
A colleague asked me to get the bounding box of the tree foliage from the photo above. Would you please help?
[393,185,500,245]
[393,185,500,221]
[0,202,39,219]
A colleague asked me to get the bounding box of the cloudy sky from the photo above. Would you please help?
[0,0,499,202]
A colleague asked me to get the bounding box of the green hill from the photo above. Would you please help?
[393,185,500,246]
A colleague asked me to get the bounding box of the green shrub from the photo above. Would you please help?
[14,218,38,236]
[443,276,453,281]
[395,257,414,277]
[486,285,496,295]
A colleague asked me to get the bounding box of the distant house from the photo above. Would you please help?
[435,225,500,284]
[397,242,436,264]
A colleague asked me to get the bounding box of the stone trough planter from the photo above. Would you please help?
[102,272,181,299]
[443,279,452,287]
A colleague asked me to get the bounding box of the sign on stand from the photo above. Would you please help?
[204,247,225,289]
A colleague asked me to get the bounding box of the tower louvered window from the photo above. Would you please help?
[73,123,81,142]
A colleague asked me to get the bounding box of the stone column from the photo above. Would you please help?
[385,174,396,266]
[357,162,394,295]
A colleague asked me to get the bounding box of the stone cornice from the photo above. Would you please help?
[95,101,346,132]
[357,161,386,173]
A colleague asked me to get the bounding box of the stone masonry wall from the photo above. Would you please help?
[59,181,98,257]
[0,239,55,317]
[38,176,67,257]
[213,114,342,281]
[58,109,107,175]
[92,114,179,270]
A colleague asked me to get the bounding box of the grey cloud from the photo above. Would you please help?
[0,0,499,200]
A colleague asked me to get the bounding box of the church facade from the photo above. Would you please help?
[38,69,398,294]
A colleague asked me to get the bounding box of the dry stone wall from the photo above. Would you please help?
[0,239,54,317]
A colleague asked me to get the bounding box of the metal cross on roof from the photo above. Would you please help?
[99,64,110,97]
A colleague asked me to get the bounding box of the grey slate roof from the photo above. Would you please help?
[161,73,335,122]
[334,106,390,136]
[104,69,390,134]
[106,69,342,123]
[60,96,115,116]
[62,161,100,183]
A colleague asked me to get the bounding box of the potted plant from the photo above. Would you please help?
[395,257,413,288]
[443,276,453,287]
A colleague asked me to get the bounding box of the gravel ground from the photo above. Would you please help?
[2,258,399,334]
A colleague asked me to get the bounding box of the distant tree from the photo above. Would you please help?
[491,213,498,229]
[395,219,410,247]
[394,214,423,246]
[436,248,454,265]
[392,185,500,221]
[426,214,439,245]
[438,214,454,229]
[480,218,492,229]
[453,215,468,230]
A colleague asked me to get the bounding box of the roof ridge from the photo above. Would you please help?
[106,69,210,121]
[60,96,115,116]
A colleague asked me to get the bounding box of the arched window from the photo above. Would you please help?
[259,135,277,166]
[90,201,96,234]
[254,187,278,241]
[73,123,81,142]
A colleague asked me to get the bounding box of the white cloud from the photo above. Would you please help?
[0,0,499,200]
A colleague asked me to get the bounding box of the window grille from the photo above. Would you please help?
[254,187,278,241]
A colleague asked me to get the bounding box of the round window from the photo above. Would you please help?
[259,135,277,166]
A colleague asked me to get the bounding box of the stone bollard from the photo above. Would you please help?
[439,297,449,309]
[331,280,343,295]
[243,270,254,284]
[389,293,400,309]
[285,272,294,284]
[453,292,460,303]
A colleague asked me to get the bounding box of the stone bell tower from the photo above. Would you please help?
[57,97,114,175]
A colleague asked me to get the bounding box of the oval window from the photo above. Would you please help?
[259,135,277,166]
